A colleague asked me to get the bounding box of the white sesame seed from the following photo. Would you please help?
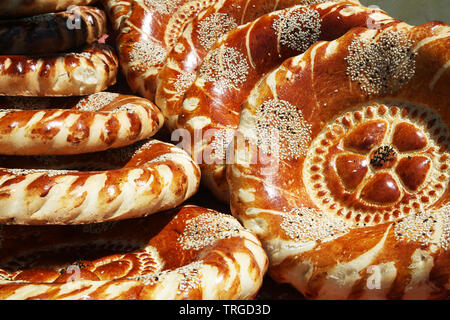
[197,13,238,51]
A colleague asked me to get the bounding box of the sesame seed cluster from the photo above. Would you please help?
[197,13,238,51]
[281,207,350,242]
[255,99,312,160]
[345,31,417,95]
[129,40,167,73]
[173,71,197,96]
[272,8,322,52]
[77,92,120,112]
[143,0,181,15]
[178,211,244,250]
[199,45,249,91]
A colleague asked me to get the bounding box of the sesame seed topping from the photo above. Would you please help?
[3,168,72,177]
[129,40,167,72]
[209,127,236,162]
[143,0,181,15]
[199,45,249,91]
[197,13,238,50]
[76,92,120,112]
[174,71,196,96]
[272,8,322,52]
[178,211,244,250]
[345,31,416,95]
[281,207,350,242]
[255,99,312,160]
[394,205,450,250]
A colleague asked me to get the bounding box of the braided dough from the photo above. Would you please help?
[175,1,398,201]
[0,205,268,299]
[0,6,107,55]
[0,92,164,155]
[228,22,450,299]
[115,0,218,101]
[101,0,132,31]
[0,140,201,225]
[0,0,98,17]
[0,44,118,96]
[156,0,359,130]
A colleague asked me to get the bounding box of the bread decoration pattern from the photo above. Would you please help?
[0,0,99,17]
[0,140,201,225]
[0,92,164,155]
[0,44,118,96]
[155,0,347,130]
[0,6,107,55]
[0,205,267,300]
[115,0,220,101]
[227,22,450,299]
[173,1,398,202]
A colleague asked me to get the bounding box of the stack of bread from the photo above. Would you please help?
[0,0,448,300]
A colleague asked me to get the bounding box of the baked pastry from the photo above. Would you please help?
[0,0,98,17]
[0,6,107,55]
[115,0,218,101]
[155,0,364,130]
[0,92,164,155]
[0,140,201,225]
[174,1,397,202]
[100,0,132,31]
[0,205,267,299]
[227,22,450,299]
[0,44,118,96]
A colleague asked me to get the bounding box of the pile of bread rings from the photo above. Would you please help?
[0,0,448,300]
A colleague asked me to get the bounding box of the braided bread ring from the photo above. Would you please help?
[0,205,267,300]
[156,0,356,130]
[0,6,107,55]
[115,0,218,101]
[228,22,450,299]
[101,0,132,31]
[175,1,398,202]
[0,140,201,225]
[0,92,164,155]
[0,44,118,96]
[0,0,98,17]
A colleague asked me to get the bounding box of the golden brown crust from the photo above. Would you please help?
[100,0,132,31]
[228,22,450,299]
[115,0,218,101]
[0,93,164,155]
[0,205,268,300]
[0,140,201,225]
[0,0,99,17]
[0,6,107,55]
[0,44,118,96]
[173,1,398,202]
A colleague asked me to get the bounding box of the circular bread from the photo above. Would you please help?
[0,44,118,97]
[174,1,398,202]
[0,6,107,55]
[227,22,450,299]
[0,140,201,225]
[115,0,218,101]
[0,92,164,155]
[0,205,268,300]
[155,0,336,130]
[0,0,98,17]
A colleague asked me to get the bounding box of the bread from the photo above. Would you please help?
[115,0,218,101]
[0,205,268,299]
[0,6,107,55]
[227,22,450,299]
[0,92,164,155]
[100,0,132,31]
[0,140,201,225]
[175,1,398,202]
[155,0,348,130]
[0,0,98,17]
[0,44,118,96]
